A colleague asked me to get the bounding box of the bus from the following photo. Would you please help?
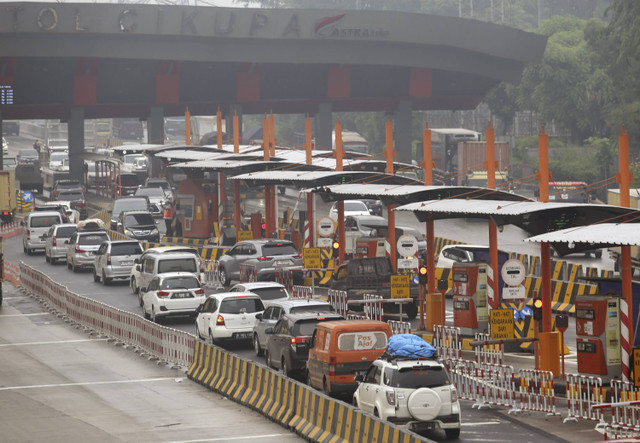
[332,130,369,154]
[547,181,590,203]
[430,128,482,180]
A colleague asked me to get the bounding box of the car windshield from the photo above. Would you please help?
[294,319,333,336]
[50,153,68,162]
[262,244,298,256]
[120,175,139,186]
[157,258,197,274]
[289,304,335,313]
[58,192,83,201]
[344,201,367,211]
[57,181,81,190]
[161,276,200,290]
[124,213,154,227]
[389,366,451,389]
[219,297,264,314]
[55,226,77,238]
[113,199,147,216]
[135,187,164,197]
[78,233,109,245]
[30,215,61,228]
[147,180,170,190]
[249,287,288,301]
[111,243,143,255]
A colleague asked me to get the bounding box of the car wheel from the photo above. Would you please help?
[131,276,138,294]
[71,261,77,273]
[93,269,100,282]
[373,408,379,418]
[50,257,56,265]
[305,370,312,387]
[406,302,418,320]
[143,305,150,320]
[253,333,264,356]
[265,350,272,368]
[208,329,216,345]
[23,245,27,254]
[150,306,159,323]
[102,271,110,286]
[67,260,71,270]
[219,267,229,286]
[445,428,460,439]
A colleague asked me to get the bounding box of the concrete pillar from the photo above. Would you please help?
[394,100,413,164]
[147,107,165,145]
[68,107,85,182]
[315,103,332,151]
[227,104,243,141]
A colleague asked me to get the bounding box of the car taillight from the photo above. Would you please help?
[75,247,86,253]
[52,236,56,247]
[2,211,7,216]
[216,315,225,326]
[290,337,308,344]
[329,356,337,376]
[385,390,396,406]
[107,253,111,265]
[194,288,204,295]
[258,256,268,261]
[77,202,85,207]
[450,386,458,402]
[53,190,59,195]
[294,254,302,259]
[157,291,169,298]
[27,231,30,239]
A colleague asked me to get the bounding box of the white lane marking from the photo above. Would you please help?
[167,435,289,443]
[0,312,49,317]
[461,421,503,426]
[0,338,108,348]
[0,377,175,391]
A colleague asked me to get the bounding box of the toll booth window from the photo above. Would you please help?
[177,196,194,220]
[453,272,468,282]
[576,308,595,320]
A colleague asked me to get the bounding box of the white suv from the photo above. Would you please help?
[353,356,461,439]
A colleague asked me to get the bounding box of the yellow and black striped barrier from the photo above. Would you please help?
[187,340,424,442]
[161,236,212,245]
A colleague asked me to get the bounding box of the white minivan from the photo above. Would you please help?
[23,211,63,255]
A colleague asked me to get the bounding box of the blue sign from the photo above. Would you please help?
[21,191,33,202]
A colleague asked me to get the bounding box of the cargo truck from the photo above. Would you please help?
[0,171,16,223]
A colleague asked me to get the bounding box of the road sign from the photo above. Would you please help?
[317,237,332,248]
[490,308,514,340]
[317,217,335,237]
[21,191,33,202]
[501,259,526,286]
[396,234,418,258]
[237,230,253,241]
[391,274,411,299]
[303,247,322,269]
[634,349,640,388]
[502,285,525,300]
[397,257,418,269]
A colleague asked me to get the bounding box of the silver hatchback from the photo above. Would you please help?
[66,231,110,272]
[93,240,143,285]
[44,223,77,264]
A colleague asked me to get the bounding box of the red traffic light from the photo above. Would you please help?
[418,265,428,285]
[261,223,267,230]
[332,241,340,250]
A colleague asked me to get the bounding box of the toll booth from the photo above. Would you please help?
[355,238,387,258]
[452,262,489,336]
[575,294,621,382]
[175,178,218,239]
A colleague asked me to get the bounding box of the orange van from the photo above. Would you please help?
[306,320,392,396]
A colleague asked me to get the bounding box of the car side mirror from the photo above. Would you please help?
[354,374,365,383]
[265,327,274,335]
[135,264,141,272]
[140,287,147,293]
[255,313,263,320]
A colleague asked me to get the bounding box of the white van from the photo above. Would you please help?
[130,251,201,304]
[23,211,63,254]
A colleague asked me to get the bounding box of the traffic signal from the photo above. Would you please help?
[331,240,340,258]
[418,265,428,285]
[261,221,267,238]
[533,296,543,321]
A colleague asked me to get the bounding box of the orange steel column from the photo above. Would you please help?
[538,126,552,333]
[269,112,276,158]
[216,108,223,150]
[619,126,633,380]
[185,107,191,146]
[385,116,396,271]
[423,123,436,296]
[486,122,499,309]
[233,112,239,154]
[263,115,272,238]
[335,118,345,264]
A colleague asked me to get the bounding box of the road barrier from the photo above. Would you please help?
[0,220,23,238]
[20,262,195,368]
[564,373,607,425]
[610,379,640,431]
[388,320,411,335]
[328,289,348,318]
[187,340,425,442]
[433,325,462,360]
[362,293,384,321]
[275,267,294,294]
[3,260,20,286]
[473,362,518,412]
[474,332,504,365]
[445,358,477,402]
[202,259,223,289]
[291,284,311,300]
[239,263,257,283]
[517,369,558,416]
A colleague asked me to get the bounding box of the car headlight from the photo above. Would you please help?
[124,229,132,236]
[152,228,159,234]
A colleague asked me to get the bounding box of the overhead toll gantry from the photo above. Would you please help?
[396,199,640,374]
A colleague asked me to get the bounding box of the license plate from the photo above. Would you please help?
[275,260,292,266]
[171,292,192,299]
[234,332,251,339]
[120,261,133,266]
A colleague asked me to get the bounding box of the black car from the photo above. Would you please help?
[264,311,343,377]
[117,210,159,242]
[361,199,384,217]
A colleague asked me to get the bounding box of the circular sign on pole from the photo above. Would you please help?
[396,234,418,258]
[21,191,33,202]
[317,217,335,238]
[501,259,526,286]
